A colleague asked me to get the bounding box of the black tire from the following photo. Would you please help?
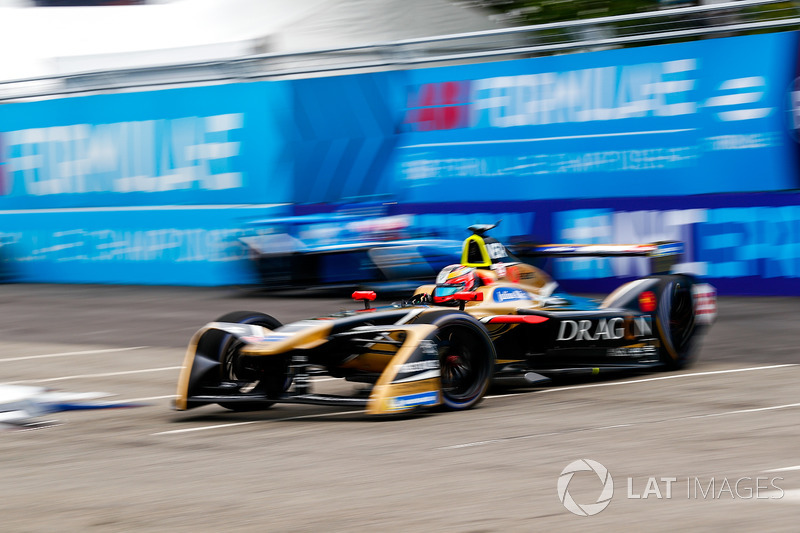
[211,311,291,411]
[413,312,495,410]
[656,278,699,370]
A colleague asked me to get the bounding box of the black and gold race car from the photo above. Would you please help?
[175,224,717,416]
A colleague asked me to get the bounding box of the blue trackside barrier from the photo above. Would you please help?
[0,31,798,292]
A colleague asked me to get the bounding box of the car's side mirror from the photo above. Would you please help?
[453,291,483,311]
[352,290,377,309]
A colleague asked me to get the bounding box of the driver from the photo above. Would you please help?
[432,264,480,305]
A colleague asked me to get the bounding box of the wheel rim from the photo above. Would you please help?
[437,326,489,403]
[222,340,256,381]
[221,340,290,397]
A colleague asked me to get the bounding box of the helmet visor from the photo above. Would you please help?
[432,283,465,302]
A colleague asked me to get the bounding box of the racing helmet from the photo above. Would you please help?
[432,264,479,304]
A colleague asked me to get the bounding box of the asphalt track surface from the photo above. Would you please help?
[0,284,797,532]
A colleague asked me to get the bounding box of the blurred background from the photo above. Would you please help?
[0,0,798,295]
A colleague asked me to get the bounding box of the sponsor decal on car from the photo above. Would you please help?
[607,345,658,358]
[261,334,291,342]
[692,283,717,325]
[557,316,652,342]
[486,242,507,260]
[388,391,439,411]
[396,360,439,374]
[420,339,438,358]
[391,340,441,383]
[491,262,507,278]
[652,242,684,257]
[493,287,532,303]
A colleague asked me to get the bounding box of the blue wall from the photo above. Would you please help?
[0,83,294,208]
[0,83,293,285]
[0,205,287,285]
[1,31,799,292]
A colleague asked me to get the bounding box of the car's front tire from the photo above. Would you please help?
[414,312,496,410]
[209,311,291,411]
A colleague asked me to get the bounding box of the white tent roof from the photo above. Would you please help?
[0,0,506,80]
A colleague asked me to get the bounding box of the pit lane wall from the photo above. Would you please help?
[1,31,799,293]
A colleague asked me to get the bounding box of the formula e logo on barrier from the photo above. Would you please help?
[557,459,614,516]
[1,114,245,197]
[402,81,472,132]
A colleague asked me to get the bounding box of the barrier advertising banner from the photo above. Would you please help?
[0,82,293,209]
[395,31,800,202]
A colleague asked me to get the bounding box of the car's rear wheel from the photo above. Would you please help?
[210,311,291,411]
[657,278,699,370]
[414,312,495,410]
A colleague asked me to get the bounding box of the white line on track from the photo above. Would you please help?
[763,466,800,473]
[762,489,800,502]
[535,364,798,394]
[154,421,259,434]
[441,365,800,449]
[483,364,798,400]
[1,366,182,385]
[114,395,177,404]
[153,409,365,435]
[484,392,528,400]
[439,402,800,450]
[0,346,149,362]
[686,403,800,419]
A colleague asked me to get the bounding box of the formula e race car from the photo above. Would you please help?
[239,205,461,292]
[175,223,717,416]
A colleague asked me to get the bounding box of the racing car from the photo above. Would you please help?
[239,204,461,292]
[175,223,716,416]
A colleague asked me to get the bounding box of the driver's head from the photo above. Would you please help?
[432,264,478,304]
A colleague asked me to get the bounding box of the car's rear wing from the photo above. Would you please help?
[510,241,684,275]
